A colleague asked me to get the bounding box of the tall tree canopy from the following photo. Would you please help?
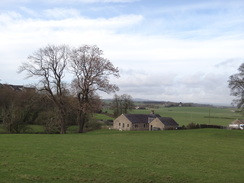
[19,44,119,133]
[228,63,244,109]
[70,45,119,133]
[19,45,70,134]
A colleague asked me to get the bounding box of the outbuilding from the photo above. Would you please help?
[149,117,179,131]
[229,119,244,130]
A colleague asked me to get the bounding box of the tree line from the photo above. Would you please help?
[0,83,135,134]
[1,44,120,134]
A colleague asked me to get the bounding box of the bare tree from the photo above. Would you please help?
[112,94,134,117]
[121,94,134,114]
[19,45,69,134]
[112,94,122,117]
[70,45,119,133]
[228,63,244,109]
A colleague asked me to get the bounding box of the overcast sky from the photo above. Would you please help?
[1,0,244,105]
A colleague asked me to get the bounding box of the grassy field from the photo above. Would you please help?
[129,107,242,126]
[101,106,242,126]
[1,129,243,183]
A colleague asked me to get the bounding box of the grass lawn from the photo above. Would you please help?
[0,129,243,183]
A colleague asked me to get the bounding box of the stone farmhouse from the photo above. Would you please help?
[113,113,179,131]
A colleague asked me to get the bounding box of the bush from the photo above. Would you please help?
[85,118,102,132]
[2,107,29,133]
[181,125,186,130]
[187,122,200,129]
[35,111,60,134]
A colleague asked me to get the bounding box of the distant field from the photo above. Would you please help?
[129,107,242,126]
[0,129,243,183]
[102,106,242,126]
[0,107,241,134]
[54,106,243,128]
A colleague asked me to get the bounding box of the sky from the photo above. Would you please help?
[0,0,244,105]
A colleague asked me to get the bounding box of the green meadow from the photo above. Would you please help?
[128,107,242,126]
[1,129,244,183]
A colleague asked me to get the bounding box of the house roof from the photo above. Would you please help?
[156,117,179,126]
[0,83,35,92]
[122,114,178,126]
[124,114,161,124]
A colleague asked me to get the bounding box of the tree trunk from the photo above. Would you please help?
[60,118,66,134]
[59,109,66,134]
[78,111,86,133]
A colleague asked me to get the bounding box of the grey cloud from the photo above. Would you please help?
[112,70,233,104]
[179,72,229,93]
[118,69,176,88]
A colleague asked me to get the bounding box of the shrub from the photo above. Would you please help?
[187,122,200,129]
[2,106,29,133]
[85,118,102,132]
[181,125,186,129]
[35,111,60,134]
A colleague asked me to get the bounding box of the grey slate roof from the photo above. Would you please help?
[157,117,179,126]
[124,114,161,124]
[124,114,178,126]
[0,83,35,92]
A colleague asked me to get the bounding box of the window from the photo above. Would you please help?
[122,123,125,128]
[127,124,129,127]
[119,123,121,126]
[134,124,138,128]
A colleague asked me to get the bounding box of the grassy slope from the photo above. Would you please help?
[0,129,243,183]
